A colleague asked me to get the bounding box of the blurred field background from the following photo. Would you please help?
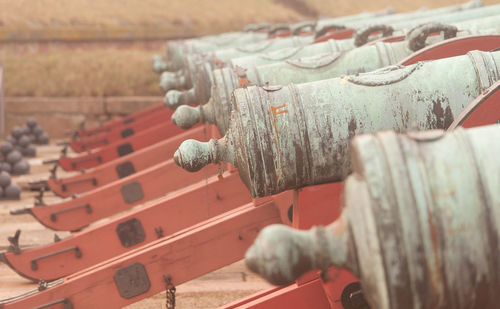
[0,0,497,97]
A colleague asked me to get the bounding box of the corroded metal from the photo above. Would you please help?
[164,7,397,73]
[316,0,481,33]
[164,1,492,76]
[245,123,500,309]
[164,6,500,107]
[152,55,169,73]
[242,23,271,33]
[165,37,353,108]
[353,24,394,47]
[174,51,500,197]
[166,35,316,104]
[159,70,191,92]
[164,31,269,71]
[172,27,500,133]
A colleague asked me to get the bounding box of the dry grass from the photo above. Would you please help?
[1,0,497,32]
[1,0,498,97]
[0,0,302,35]
[0,48,162,97]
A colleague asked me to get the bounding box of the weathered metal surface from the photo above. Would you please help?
[164,31,269,72]
[164,37,353,108]
[448,79,500,129]
[175,51,500,197]
[165,9,500,109]
[353,24,394,47]
[159,69,191,92]
[245,123,500,309]
[152,55,169,73]
[316,0,481,33]
[165,0,481,74]
[172,31,500,134]
[242,23,271,33]
[378,3,500,33]
[163,7,397,73]
[164,88,196,109]
[168,35,316,105]
[400,30,500,66]
[406,23,457,51]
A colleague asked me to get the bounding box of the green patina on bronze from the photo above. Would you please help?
[245,123,500,309]
[174,51,500,197]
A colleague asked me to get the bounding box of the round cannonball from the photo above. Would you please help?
[6,136,16,145]
[4,184,20,199]
[1,162,11,173]
[33,126,43,136]
[21,125,30,135]
[37,132,50,145]
[11,126,23,139]
[0,171,11,187]
[21,145,36,157]
[12,161,30,175]
[18,135,30,147]
[0,142,13,155]
[27,118,37,128]
[28,134,36,143]
[6,150,22,165]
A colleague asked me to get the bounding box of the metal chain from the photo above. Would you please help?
[164,275,176,309]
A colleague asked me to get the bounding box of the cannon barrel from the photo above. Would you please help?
[172,20,500,130]
[163,7,398,73]
[164,0,481,73]
[165,36,352,109]
[245,123,500,309]
[165,5,500,108]
[174,50,500,197]
[168,35,317,95]
[320,0,481,31]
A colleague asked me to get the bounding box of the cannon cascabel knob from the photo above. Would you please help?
[152,55,169,73]
[164,88,197,109]
[246,125,500,309]
[174,137,234,172]
[171,105,200,129]
[245,219,353,286]
[171,99,216,129]
[159,71,188,92]
[164,90,181,109]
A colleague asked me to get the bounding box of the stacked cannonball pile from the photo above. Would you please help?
[6,126,37,158]
[0,119,49,176]
[25,118,50,145]
[0,142,30,175]
[6,119,49,151]
[0,171,21,200]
